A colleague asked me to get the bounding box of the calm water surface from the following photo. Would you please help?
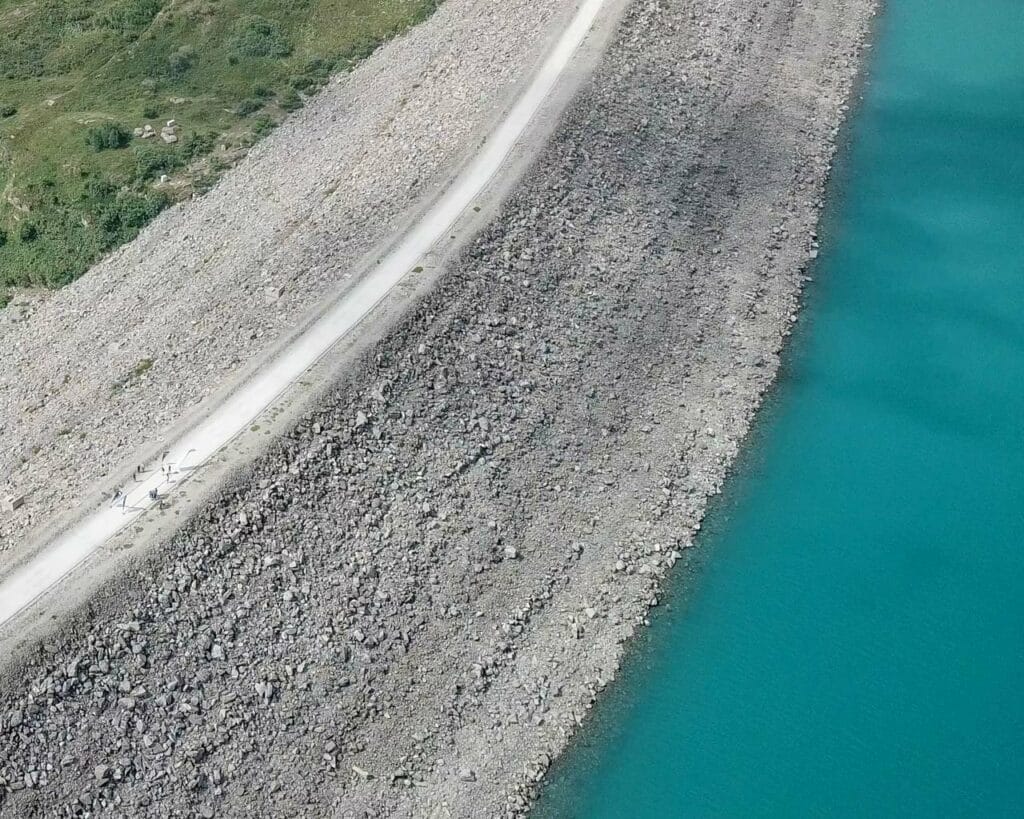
[536,0,1024,815]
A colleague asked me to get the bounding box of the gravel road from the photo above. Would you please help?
[0,0,876,816]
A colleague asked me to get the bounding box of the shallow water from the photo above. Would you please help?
[536,0,1024,815]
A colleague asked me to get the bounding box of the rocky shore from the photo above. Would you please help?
[0,0,876,816]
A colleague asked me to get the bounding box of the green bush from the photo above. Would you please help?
[167,45,196,79]
[102,0,162,37]
[229,16,292,59]
[134,145,185,180]
[233,98,262,116]
[181,131,214,160]
[0,228,6,246]
[19,222,38,242]
[142,104,159,119]
[0,105,15,118]
[82,175,116,202]
[95,192,168,249]
[251,116,275,137]
[304,57,333,79]
[111,193,163,229]
[289,57,332,92]
[132,132,212,181]
[279,87,302,112]
[85,123,131,151]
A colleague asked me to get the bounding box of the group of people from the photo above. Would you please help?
[111,451,175,510]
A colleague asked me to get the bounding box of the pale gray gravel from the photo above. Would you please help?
[0,0,876,815]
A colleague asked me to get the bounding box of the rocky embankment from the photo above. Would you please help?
[0,0,875,816]
[0,0,570,556]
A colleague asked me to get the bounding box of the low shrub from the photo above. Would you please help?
[229,16,291,59]
[279,87,302,112]
[233,98,262,116]
[85,123,131,151]
[250,116,275,137]
[102,0,162,37]
[134,144,185,179]
[95,192,168,249]
[167,45,196,79]
[181,130,214,159]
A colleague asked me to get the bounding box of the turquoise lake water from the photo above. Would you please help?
[536,0,1024,815]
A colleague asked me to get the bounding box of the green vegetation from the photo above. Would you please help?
[85,122,131,150]
[0,0,439,292]
[228,15,291,59]
[111,356,154,392]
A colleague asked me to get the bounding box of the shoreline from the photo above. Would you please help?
[532,0,887,799]
[0,0,879,815]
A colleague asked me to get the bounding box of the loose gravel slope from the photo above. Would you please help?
[0,0,876,816]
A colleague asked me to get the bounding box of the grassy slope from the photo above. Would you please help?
[0,0,436,294]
